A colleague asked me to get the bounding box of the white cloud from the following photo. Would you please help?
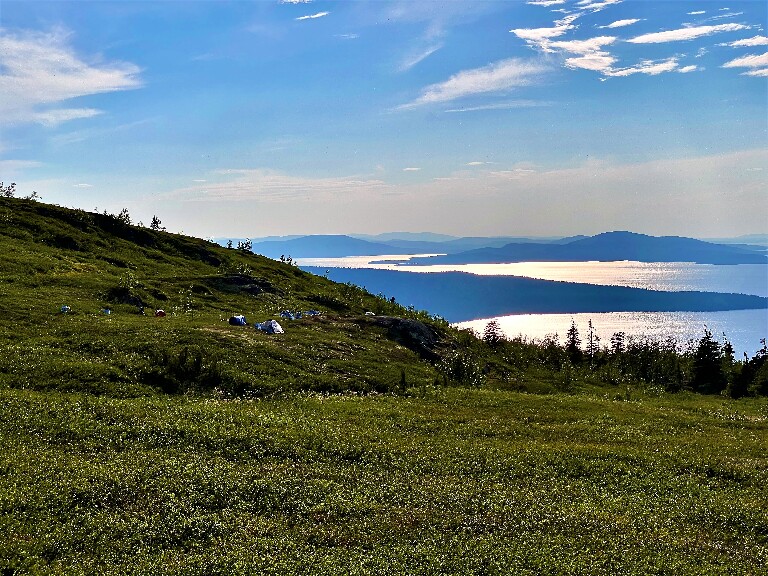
[707,11,743,21]
[0,28,142,127]
[400,59,549,109]
[72,183,93,188]
[527,0,566,6]
[576,0,621,11]
[606,57,680,76]
[628,23,749,44]
[548,36,618,72]
[399,43,443,72]
[565,53,618,72]
[743,68,768,76]
[167,169,389,202]
[281,0,312,3]
[723,35,768,47]
[335,33,359,40]
[32,108,102,127]
[403,167,421,171]
[466,161,492,166]
[599,18,641,29]
[688,11,706,15]
[678,65,698,73]
[550,36,616,54]
[510,25,572,43]
[722,52,768,69]
[444,100,550,113]
[295,12,329,21]
[0,159,42,175]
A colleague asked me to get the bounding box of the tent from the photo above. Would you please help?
[255,320,284,334]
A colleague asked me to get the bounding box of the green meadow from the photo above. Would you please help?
[1,197,766,574]
[2,388,766,575]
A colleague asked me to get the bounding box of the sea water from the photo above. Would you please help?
[298,255,768,356]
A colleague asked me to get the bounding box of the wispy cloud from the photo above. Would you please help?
[168,169,389,202]
[400,58,549,109]
[722,35,768,47]
[527,0,566,6]
[0,27,142,127]
[72,183,93,188]
[335,33,359,40]
[707,11,743,22]
[551,36,617,54]
[466,161,493,166]
[511,14,580,49]
[403,167,421,172]
[281,0,312,3]
[628,23,749,44]
[295,12,329,21]
[599,18,641,29]
[0,159,42,175]
[606,57,680,77]
[688,11,706,16]
[678,65,698,73]
[399,43,443,72]
[444,100,551,113]
[550,36,618,72]
[743,68,768,77]
[576,0,622,12]
[722,52,768,70]
[565,53,618,72]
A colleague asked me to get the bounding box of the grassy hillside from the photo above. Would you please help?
[0,197,448,396]
[2,388,766,575]
[1,198,766,574]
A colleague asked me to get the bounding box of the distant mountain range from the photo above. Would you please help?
[215,230,768,265]
[407,231,767,266]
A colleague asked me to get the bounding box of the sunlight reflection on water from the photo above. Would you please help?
[298,255,768,297]
[457,310,767,358]
[298,255,768,355]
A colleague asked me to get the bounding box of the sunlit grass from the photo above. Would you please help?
[1,388,766,574]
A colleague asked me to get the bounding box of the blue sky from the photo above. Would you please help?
[1,0,766,238]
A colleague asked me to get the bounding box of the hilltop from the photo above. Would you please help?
[0,197,451,396]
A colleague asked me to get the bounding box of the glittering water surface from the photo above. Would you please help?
[457,310,767,357]
[298,255,768,356]
[299,256,768,297]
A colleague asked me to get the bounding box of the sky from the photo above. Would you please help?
[0,0,766,239]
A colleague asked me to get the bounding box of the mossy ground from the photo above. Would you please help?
[1,388,766,575]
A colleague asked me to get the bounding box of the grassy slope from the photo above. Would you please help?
[1,388,766,575]
[0,198,443,396]
[1,198,767,574]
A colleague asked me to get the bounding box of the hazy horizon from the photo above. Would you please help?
[1,1,766,238]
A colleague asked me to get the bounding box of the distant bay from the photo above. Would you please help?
[299,256,768,356]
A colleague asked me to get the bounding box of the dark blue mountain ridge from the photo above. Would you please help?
[407,231,768,266]
[249,235,397,259]
[302,267,768,323]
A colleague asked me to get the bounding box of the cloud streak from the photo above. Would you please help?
[628,23,749,44]
[444,100,551,113]
[0,28,142,127]
[400,58,549,109]
[168,169,389,203]
[295,12,329,21]
[723,35,768,47]
[599,18,641,29]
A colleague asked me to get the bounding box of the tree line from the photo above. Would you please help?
[476,319,767,398]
